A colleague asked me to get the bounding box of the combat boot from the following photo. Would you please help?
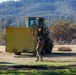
[40,57,43,61]
[35,57,39,61]
[40,59,43,61]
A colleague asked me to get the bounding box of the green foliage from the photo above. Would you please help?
[0,69,76,75]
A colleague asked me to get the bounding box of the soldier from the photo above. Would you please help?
[35,36,44,61]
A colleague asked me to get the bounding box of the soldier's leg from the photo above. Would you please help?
[39,53,43,61]
[36,52,39,61]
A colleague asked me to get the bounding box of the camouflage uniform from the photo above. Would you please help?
[36,37,44,61]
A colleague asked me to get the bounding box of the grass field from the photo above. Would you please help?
[0,65,76,75]
[0,69,76,75]
[0,45,76,75]
[0,61,76,75]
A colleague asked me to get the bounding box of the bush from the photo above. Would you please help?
[58,47,72,51]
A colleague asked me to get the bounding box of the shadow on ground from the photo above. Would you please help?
[14,53,76,58]
[0,62,16,65]
[44,53,76,57]
[0,64,76,70]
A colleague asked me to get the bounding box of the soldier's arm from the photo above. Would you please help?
[36,41,40,50]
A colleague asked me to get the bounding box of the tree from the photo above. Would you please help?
[50,21,76,44]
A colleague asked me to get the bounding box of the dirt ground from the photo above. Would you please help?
[0,45,76,65]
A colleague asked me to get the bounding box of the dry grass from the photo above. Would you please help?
[0,46,76,65]
[58,47,72,51]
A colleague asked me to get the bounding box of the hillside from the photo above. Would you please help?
[0,0,76,21]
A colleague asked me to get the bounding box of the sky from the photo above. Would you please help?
[0,0,18,3]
